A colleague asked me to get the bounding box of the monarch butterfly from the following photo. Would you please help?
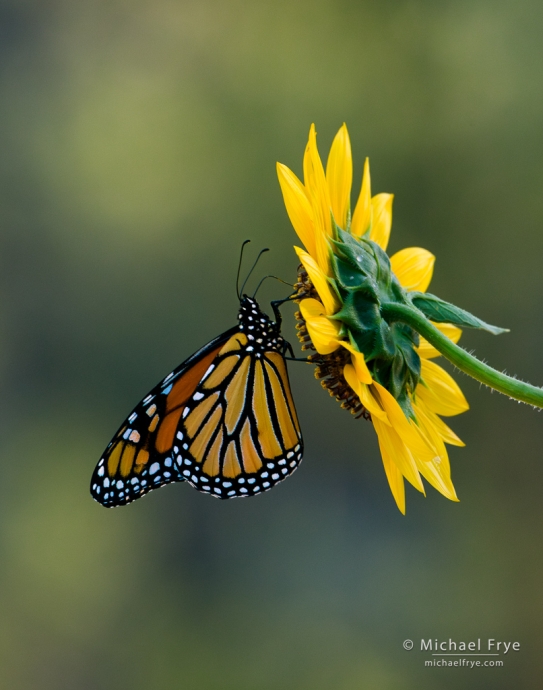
[90,253,303,507]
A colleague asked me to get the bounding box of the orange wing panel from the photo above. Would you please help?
[266,352,301,434]
[222,442,242,478]
[264,361,298,449]
[166,345,223,413]
[155,407,184,454]
[107,441,124,476]
[120,444,137,477]
[239,419,263,473]
[253,360,282,459]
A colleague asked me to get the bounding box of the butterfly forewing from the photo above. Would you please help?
[90,329,236,507]
[91,297,303,507]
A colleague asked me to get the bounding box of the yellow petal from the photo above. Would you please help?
[351,158,372,237]
[415,398,465,447]
[344,365,389,422]
[276,163,316,260]
[340,341,372,384]
[411,401,459,501]
[372,416,425,493]
[294,246,339,315]
[326,123,352,230]
[299,298,341,355]
[417,322,463,359]
[379,441,406,514]
[303,124,333,274]
[390,247,435,292]
[371,381,433,459]
[299,297,326,319]
[369,193,393,250]
[417,359,469,417]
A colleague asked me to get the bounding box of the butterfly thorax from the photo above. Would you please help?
[237,296,283,355]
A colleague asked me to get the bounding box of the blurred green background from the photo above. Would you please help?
[0,0,542,688]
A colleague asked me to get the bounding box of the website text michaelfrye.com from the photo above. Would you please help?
[402,638,520,668]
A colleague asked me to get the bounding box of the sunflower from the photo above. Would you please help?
[277,124,473,513]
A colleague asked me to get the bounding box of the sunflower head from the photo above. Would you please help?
[277,123,506,512]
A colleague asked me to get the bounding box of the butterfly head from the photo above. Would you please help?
[237,295,283,353]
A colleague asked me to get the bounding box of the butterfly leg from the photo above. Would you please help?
[270,293,298,325]
[282,338,311,362]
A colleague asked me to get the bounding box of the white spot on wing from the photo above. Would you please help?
[202,364,215,381]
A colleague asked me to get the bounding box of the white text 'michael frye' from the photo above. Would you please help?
[421,639,520,653]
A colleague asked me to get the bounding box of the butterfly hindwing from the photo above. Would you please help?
[91,297,303,507]
[175,324,303,499]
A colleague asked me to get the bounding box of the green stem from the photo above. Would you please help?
[382,302,543,408]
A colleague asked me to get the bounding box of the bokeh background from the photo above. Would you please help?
[0,0,542,688]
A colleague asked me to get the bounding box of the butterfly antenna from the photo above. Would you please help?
[236,240,251,300]
[252,275,294,298]
[239,247,269,297]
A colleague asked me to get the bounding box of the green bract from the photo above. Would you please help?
[328,229,506,417]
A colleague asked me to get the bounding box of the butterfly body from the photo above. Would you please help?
[91,296,303,507]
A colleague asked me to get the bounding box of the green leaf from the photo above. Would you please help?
[409,292,509,335]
